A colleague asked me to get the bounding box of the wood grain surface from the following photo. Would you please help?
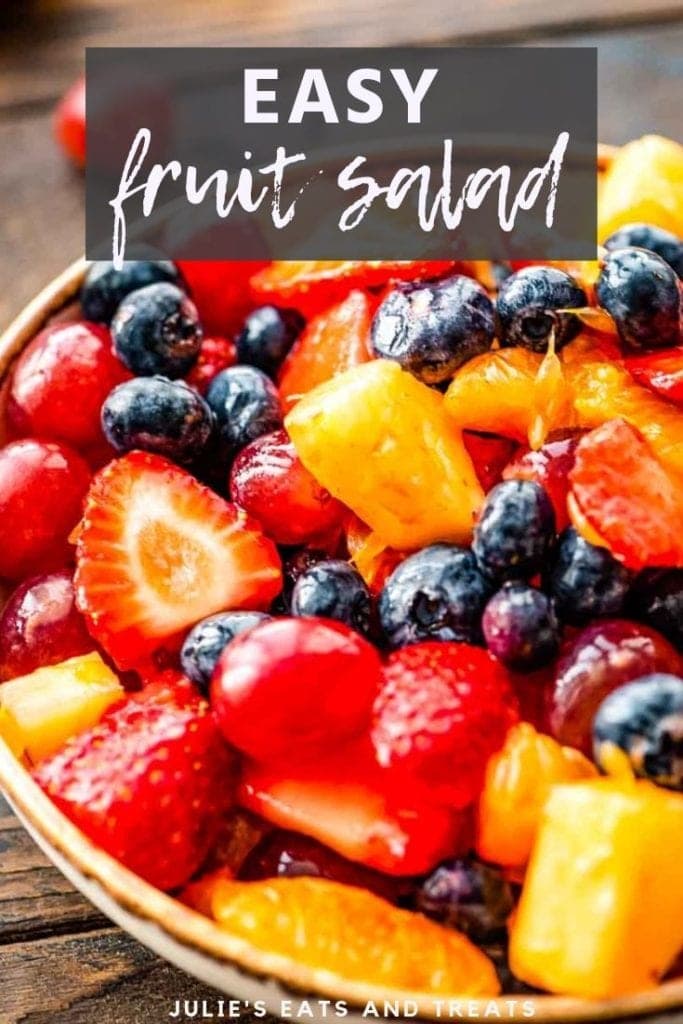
[0,2,682,1022]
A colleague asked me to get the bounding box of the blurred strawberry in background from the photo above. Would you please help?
[54,75,86,168]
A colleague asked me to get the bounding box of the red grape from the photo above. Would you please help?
[0,571,93,681]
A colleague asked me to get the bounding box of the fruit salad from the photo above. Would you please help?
[1,134,683,1007]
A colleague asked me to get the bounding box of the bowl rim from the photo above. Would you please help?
[2,185,683,1021]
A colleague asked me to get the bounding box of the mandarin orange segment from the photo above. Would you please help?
[186,875,500,996]
[598,135,683,241]
[476,723,597,870]
[345,514,407,594]
[278,290,375,410]
[285,360,483,550]
[444,347,575,447]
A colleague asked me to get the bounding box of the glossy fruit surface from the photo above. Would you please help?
[75,452,281,668]
[7,321,130,453]
[476,722,596,869]
[463,432,519,494]
[598,134,683,241]
[548,619,683,755]
[378,544,493,648]
[229,430,344,546]
[502,434,580,531]
[603,222,683,278]
[415,857,514,943]
[54,76,85,167]
[482,583,560,671]
[626,568,683,650]
[112,282,203,377]
[285,359,483,550]
[206,366,282,457]
[595,247,681,350]
[0,571,92,681]
[625,346,683,406]
[509,777,683,998]
[239,829,403,903]
[236,305,304,378]
[250,260,455,317]
[211,617,381,764]
[290,560,372,637]
[184,336,237,395]
[239,744,472,876]
[0,652,123,763]
[372,642,518,806]
[183,874,499,995]
[593,674,683,789]
[569,419,683,570]
[0,439,91,581]
[496,266,586,352]
[473,479,556,583]
[176,260,267,336]
[278,289,374,410]
[547,527,633,625]
[371,275,495,383]
[102,376,214,464]
[81,260,183,325]
[34,683,235,890]
[179,610,271,695]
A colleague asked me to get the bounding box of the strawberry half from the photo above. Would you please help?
[34,683,235,891]
[74,452,282,669]
[625,346,683,407]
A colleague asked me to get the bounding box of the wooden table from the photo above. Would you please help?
[1,3,682,1022]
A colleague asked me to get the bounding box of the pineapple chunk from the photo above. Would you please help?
[285,359,483,550]
[0,652,123,763]
[599,135,683,241]
[509,778,683,998]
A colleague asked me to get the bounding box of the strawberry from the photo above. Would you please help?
[74,452,282,669]
[569,418,683,570]
[625,346,683,407]
[176,260,268,336]
[239,740,472,877]
[34,683,236,891]
[251,260,456,319]
[185,335,237,395]
[372,643,519,808]
[278,290,376,411]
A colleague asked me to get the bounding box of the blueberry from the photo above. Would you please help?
[111,282,203,377]
[496,266,586,352]
[378,544,493,649]
[101,376,214,464]
[595,247,681,350]
[473,479,556,583]
[548,527,633,626]
[482,582,560,670]
[593,673,683,789]
[236,306,304,378]
[206,365,282,456]
[627,568,683,650]
[414,857,515,942]
[181,610,271,695]
[81,259,183,324]
[603,223,682,279]
[272,548,330,614]
[371,275,495,384]
[291,559,373,637]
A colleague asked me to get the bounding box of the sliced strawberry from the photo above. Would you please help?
[625,347,683,407]
[569,419,683,570]
[463,432,519,494]
[74,452,282,669]
[34,684,235,891]
[251,260,456,318]
[239,740,471,877]
[278,290,376,410]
